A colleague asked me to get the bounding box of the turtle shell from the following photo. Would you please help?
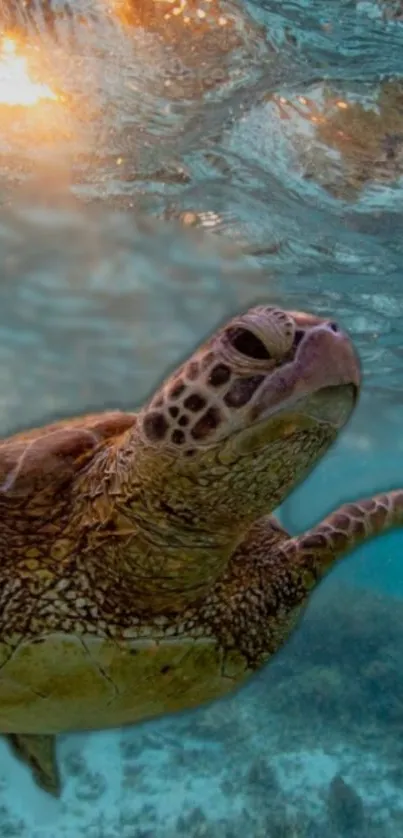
[0,411,137,500]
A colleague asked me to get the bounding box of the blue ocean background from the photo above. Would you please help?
[0,0,403,834]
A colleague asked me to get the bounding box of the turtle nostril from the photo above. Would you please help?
[327,321,340,334]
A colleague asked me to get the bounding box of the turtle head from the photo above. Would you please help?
[135,305,360,533]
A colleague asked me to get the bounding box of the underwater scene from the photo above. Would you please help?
[0,0,403,835]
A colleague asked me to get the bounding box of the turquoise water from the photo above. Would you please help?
[1,0,403,834]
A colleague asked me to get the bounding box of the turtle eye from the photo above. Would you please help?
[226,327,271,360]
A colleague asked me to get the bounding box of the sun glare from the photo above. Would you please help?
[0,36,57,106]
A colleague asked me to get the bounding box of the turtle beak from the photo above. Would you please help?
[250,320,361,423]
[285,322,360,428]
[292,321,361,396]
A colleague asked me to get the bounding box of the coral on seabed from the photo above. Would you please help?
[327,773,365,834]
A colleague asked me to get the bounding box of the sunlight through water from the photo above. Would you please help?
[0,35,57,105]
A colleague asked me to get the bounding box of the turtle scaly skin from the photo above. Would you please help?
[0,305,402,796]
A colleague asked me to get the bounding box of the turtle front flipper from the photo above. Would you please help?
[6,733,61,797]
[284,490,403,585]
[208,493,403,669]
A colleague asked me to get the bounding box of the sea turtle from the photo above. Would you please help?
[1,304,402,796]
